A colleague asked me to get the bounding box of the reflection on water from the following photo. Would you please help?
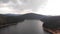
[0,20,49,34]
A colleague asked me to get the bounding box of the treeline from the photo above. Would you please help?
[0,13,53,28]
[0,14,25,27]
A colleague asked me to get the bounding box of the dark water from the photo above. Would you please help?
[0,20,50,34]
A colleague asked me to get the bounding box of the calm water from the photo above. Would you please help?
[0,20,50,34]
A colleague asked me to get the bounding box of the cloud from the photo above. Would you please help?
[0,0,9,3]
[0,0,47,14]
[4,0,47,11]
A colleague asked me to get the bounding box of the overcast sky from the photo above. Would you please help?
[0,0,47,14]
[0,0,60,16]
[34,0,60,16]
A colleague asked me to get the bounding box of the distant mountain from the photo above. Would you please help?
[21,13,49,22]
[3,14,21,16]
[0,13,51,26]
[5,14,24,23]
[4,13,50,22]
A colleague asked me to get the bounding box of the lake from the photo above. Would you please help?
[0,20,50,34]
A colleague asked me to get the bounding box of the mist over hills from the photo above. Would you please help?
[21,13,49,22]
[2,13,51,23]
[0,13,50,27]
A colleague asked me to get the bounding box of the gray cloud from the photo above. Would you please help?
[0,0,9,3]
[0,0,47,12]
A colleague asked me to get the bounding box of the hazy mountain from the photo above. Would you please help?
[4,14,24,23]
[21,13,49,22]
[0,13,50,27]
